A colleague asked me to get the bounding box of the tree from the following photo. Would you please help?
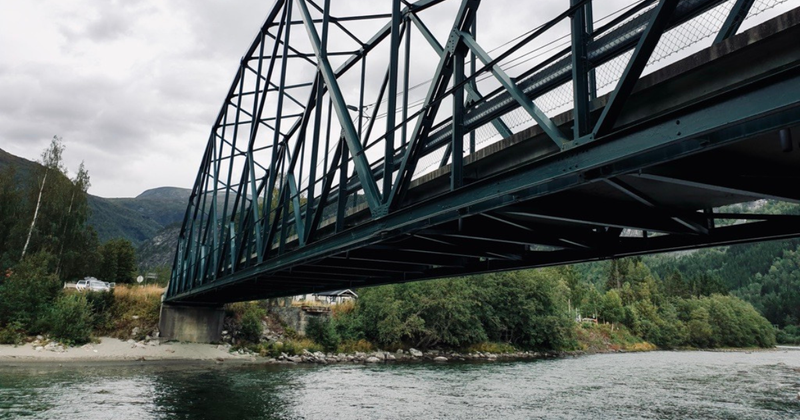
[95,239,137,283]
[600,289,625,324]
[21,136,66,259]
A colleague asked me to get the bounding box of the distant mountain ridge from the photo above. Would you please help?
[0,147,189,247]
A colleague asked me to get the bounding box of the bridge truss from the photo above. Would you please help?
[167,0,800,303]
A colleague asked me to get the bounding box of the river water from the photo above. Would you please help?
[1,350,798,419]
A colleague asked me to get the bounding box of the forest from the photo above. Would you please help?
[0,137,140,344]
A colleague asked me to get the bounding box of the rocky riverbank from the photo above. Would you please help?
[227,345,571,365]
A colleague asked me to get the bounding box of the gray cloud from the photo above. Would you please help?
[0,0,656,197]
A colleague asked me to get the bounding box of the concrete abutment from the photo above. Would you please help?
[158,304,225,343]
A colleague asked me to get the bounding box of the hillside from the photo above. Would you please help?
[0,148,189,246]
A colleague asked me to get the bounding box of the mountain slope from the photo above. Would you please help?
[0,148,188,246]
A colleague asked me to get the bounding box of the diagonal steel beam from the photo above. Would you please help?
[294,0,383,215]
[386,0,480,210]
[460,31,567,147]
[593,0,680,137]
[603,177,708,234]
[714,0,755,44]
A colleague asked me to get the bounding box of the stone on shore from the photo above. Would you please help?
[433,356,448,362]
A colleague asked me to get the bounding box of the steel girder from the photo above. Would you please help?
[167,0,800,302]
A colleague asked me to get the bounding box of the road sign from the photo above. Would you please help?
[136,275,144,284]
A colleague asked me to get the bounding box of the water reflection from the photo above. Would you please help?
[1,351,798,420]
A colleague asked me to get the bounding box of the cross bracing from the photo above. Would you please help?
[167,0,800,303]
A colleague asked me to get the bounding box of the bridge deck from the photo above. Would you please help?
[168,7,800,304]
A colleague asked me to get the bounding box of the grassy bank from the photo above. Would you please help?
[575,323,656,353]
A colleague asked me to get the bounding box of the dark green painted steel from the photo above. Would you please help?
[167,0,800,303]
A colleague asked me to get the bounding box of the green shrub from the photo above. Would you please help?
[337,339,374,354]
[776,325,800,345]
[258,338,322,357]
[47,293,93,345]
[0,252,61,333]
[0,321,25,345]
[240,304,266,343]
[305,316,340,352]
[467,342,517,354]
[84,289,116,331]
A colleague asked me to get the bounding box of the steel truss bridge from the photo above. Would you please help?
[166,0,800,304]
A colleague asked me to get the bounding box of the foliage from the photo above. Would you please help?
[0,252,61,333]
[776,325,800,345]
[575,323,654,352]
[305,317,340,353]
[47,293,94,345]
[328,269,575,352]
[257,338,322,357]
[95,239,137,284]
[96,285,163,340]
[466,342,517,354]
[0,321,25,345]
[239,303,266,343]
[84,289,116,331]
[336,339,374,354]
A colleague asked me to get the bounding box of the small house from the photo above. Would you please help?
[312,289,358,305]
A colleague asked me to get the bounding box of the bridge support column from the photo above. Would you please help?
[158,303,225,343]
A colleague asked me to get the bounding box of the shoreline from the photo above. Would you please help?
[1,337,785,367]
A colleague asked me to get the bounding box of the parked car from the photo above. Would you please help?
[75,278,112,292]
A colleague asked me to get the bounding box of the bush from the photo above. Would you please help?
[337,339,374,354]
[84,289,116,330]
[47,293,93,345]
[0,252,61,333]
[258,338,322,357]
[306,316,340,352]
[467,342,517,354]
[101,285,163,340]
[0,321,24,345]
[776,325,800,345]
[240,304,266,343]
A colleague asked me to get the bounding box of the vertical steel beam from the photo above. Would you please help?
[452,45,465,190]
[571,0,591,140]
[585,1,597,100]
[469,15,477,154]
[384,0,402,201]
[402,16,411,148]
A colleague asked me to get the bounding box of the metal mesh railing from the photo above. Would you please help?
[412,0,792,178]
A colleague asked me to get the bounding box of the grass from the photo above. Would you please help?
[96,284,163,340]
[466,342,518,354]
[575,323,656,353]
[337,339,374,354]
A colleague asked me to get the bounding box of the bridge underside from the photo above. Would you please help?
[167,3,800,305]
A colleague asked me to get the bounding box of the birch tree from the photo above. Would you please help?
[21,136,66,260]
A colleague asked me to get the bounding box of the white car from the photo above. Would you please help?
[75,278,111,292]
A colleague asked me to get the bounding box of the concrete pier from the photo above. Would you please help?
[158,304,225,343]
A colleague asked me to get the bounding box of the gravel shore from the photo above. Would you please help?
[0,337,248,364]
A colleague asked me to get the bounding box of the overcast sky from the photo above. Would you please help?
[0,0,791,198]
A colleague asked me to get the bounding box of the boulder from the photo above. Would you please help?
[433,356,448,362]
[365,356,381,363]
[409,348,423,357]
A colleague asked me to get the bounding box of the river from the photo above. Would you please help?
[1,350,798,419]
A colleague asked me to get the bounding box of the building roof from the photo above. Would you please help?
[314,289,358,297]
